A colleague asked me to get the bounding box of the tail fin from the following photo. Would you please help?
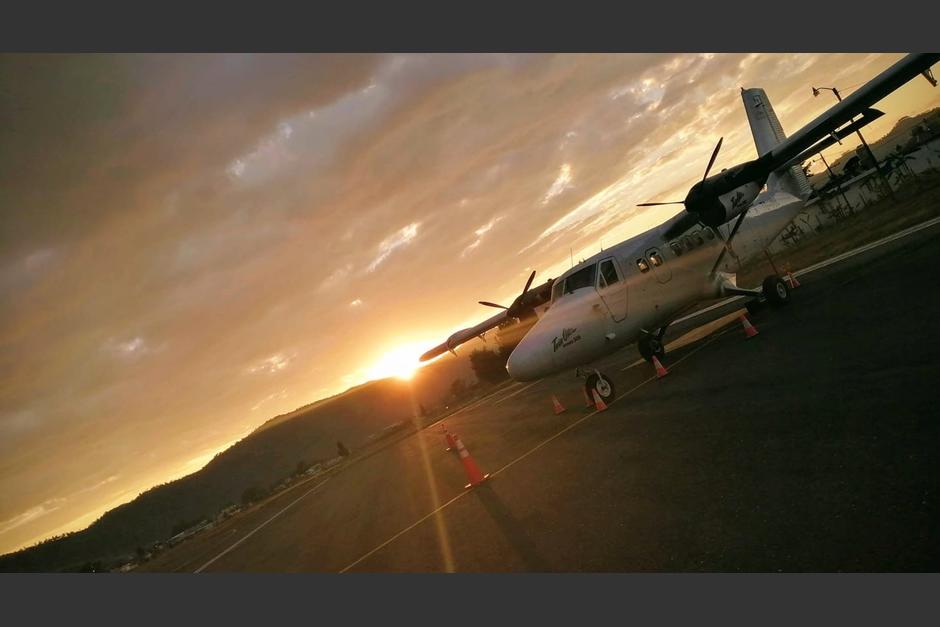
[741,87,813,199]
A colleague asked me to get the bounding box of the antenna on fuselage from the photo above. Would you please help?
[569,248,573,268]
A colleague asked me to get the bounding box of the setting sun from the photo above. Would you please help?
[365,342,429,381]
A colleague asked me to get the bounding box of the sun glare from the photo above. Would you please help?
[365,342,428,381]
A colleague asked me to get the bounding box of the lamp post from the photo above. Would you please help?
[812,85,895,200]
[814,153,853,214]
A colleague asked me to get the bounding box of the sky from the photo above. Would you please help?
[2,53,939,555]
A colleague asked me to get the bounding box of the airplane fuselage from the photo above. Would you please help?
[505,190,804,381]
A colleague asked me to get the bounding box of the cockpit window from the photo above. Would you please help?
[636,258,650,273]
[670,241,683,256]
[563,263,597,294]
[598,259,620,287]
[551,280,564,303]
[649,252,664,267]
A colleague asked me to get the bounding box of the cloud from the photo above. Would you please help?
[102,336,158,359]
[251,389,288,412]
[542,163,573,204]
[0,498,66,536]
[366,222,420,272]
[318,264,353,292]
[246,352,294,375]
[460,216,503,258]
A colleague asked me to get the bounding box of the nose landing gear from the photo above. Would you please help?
[582,369,616,405]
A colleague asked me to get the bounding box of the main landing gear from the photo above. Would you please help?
[745,274,791,315]
[579,368,616,404]
[637,327,667,363]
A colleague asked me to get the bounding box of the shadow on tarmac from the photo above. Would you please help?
[472,484,552,571]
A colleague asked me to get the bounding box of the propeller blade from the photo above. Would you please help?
[521,270,536,295]
[479,301,509,309]
[709,207,750,275]
[702,137,724,182]
[637,201,685,207]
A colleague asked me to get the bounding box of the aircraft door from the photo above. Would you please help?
[596,257,627,322]
[645,247,672,284]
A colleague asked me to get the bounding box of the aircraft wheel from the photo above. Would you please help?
[762,275,790,307]
[638,334,665,362]
[585,371,616,403]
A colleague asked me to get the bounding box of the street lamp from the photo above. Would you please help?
[812,85,894,199]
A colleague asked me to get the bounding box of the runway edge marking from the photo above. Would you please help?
[193,478,331,573]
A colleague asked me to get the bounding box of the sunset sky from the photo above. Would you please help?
[2,53,938,555]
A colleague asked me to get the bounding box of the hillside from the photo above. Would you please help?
[0,345,482,572]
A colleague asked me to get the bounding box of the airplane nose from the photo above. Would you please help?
[506,334,553,382]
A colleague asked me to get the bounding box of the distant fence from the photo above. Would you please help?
[768,136,940,254]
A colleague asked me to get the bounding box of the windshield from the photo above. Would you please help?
[563,263,597,295]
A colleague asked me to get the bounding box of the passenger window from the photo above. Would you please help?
[563,263,597,294]
[636,258,650,273]
[649,252,664,267]
[599,259,619,287]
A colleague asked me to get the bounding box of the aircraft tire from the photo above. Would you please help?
[585,371,616,403]
[762,275,790,307]
[638,334,665,363]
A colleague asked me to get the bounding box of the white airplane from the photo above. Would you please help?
[422,53,939,404]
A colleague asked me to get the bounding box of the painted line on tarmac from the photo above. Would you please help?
[423,383,520,433]
[493,381,541,406]
[483,381,527,406]
[670,215,940,328]
[796,214,940,277]
[339,332,724,573]
[193,478,331,573]
[621,310,742,372]
[621,358,645,372]
[490,332,723,480]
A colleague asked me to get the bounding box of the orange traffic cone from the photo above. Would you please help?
[591,388,608,412]
[739,313,759,339]
[582,385,594,408]
[551,394,566,414]
[786,270,801,288]
[441,424,457,452]
[652,355,669,378]
[453,435,488,488]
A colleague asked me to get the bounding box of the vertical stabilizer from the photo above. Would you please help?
[741,87,813,199]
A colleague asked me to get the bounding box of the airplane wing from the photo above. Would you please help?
[419,310,510,362]
[763,53,940,172]
[420,276,555,362]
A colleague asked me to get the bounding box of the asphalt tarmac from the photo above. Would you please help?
[141,218,940,572]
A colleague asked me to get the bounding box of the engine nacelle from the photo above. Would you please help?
[689,180,763,227]
[683,155,772,228]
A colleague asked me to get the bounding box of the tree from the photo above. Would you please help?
[336,441,350,458]
[469,348,510,384]
[295,460,308,476]
[450,378,468,400]
[241,485,268,505]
